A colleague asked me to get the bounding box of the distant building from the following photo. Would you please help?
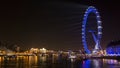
[39,48,47,54]
[30,48,39,54]
[106,40,120,56]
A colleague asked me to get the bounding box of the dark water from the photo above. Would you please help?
[0,55,120,68]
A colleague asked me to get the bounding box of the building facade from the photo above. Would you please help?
[106,40,120,56]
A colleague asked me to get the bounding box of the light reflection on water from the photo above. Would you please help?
[0,55,120,68]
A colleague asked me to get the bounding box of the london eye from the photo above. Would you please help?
[82,6,102,54]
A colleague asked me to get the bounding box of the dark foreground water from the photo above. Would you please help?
[0,55,120,68]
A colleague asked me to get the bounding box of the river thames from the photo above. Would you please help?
[0,55,120,68]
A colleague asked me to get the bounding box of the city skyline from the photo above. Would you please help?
[0,0,120,50]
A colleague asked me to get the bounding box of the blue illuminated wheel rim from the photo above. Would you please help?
[82,6,102,54]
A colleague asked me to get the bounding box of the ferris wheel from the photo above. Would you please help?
[82,6,102,54]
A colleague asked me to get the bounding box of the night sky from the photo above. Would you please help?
[0,0,120,50]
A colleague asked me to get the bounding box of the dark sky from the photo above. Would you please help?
[0,0,120,50]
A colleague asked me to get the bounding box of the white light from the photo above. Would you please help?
[98,32,102,34]
[96,12,99,13]
[82,25,85,27]
[89,6,94,8]
[85,12,88,13]
[82,29,84,31]
[82,40,85,42]
[82,36,84,38]
[84,14,87,16]
[98,21,102,23]
[82,32,84,34]
[42,48,45,50]
[97,16,100,18]
[98,26,102,28]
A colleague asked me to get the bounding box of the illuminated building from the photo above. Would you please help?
[30,48,39,54]
[39,48,47,54]
[106,40,120,56]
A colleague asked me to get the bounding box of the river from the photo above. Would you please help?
[0,55,120,68]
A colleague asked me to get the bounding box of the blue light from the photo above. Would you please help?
[82,6,102,54]
[106,42,120,56]
[82,60,91,68]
